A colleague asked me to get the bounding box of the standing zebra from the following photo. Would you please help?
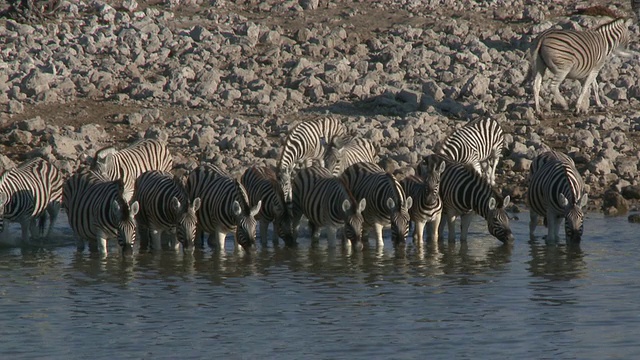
[527,151,588,244]
[0,157,63,242]
[529,17,633,115]
[433,155,513,243]
[277,117,347,202]
[324,135,378,176]
[402,158,446,244]
[340,162,412,247]
[63,169,139,255]
[133,170,201,253]
[241,166,295,247]
[91,138,173,201]
[186,164,261,252]
[292,165,366,249]
[436,117,504,186]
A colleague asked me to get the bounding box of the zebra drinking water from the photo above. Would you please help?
[0,157,63,243]
[528,17,633,115]
[133,170,201,253]
[527,151,588,244]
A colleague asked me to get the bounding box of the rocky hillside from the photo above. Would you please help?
[1,0,640,215]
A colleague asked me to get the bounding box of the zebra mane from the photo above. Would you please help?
[594,17,627,32]
[234,179,252,211]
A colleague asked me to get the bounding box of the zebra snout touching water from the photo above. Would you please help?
[0,157,63,243]
[340,162,412,247]
[434,155,514,243]
[241,166,295,248]
[403,157,446,244]
[292,166,366,250]
[63,169,139,255]
[436,117,504,187]
[324,136,378,176]
[528,17,633,116]
[527,151,588,244]
[187,164,261,252]
[133,170,201,253]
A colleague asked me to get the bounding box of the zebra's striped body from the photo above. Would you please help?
[133,170,201,252]
[63,169,139,255]
[436,117,504,186]
[529,18,633,115]
[434,155,513,243]
[91,139,173,201]
[186,164,261,251]
[277,117,347,202]
[402,157,446,244]
[0,158,63,242]
[241,166,294,247]
[527,151,588,244]
[340,162,411,246]
[292,166,366,249]
[324,136,378,176]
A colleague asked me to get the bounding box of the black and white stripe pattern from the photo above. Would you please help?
[403,157,446,244]
[277,117,347,202]
[292,165,366,249]
[340,162,411,246]
[324,135,378,176]
[436,117,504,186]
[529,18,633,115]
[0,158,63,242]
[527,151,588,244]
[91,138,173,201]
[133,170,201,252]
[63,169,139,255]
[186,164,261,251]
[241,165,294,247]
[434,155,513,243]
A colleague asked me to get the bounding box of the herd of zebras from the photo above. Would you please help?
[2,9,636,255]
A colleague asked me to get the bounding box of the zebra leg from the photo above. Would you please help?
[20,220,31,243]
[529,211,539,241]
[96,233,108,256]
[429,212,442,243]
[309,222,321,245]
[533,71,544,115]
[213,231,226,251]
[575,71,598,114]
[373,223,384,248]
[549,70,570,111]
[46,201,61,240]
[445,214,457,242]
[413,220,425,245]
[150,229,162,251]
[259,219,269,247]
[591,78,603,109]
[545,211,558,244]
[326,227,337,248]
[459,214,473,242]
[76,237,85,252]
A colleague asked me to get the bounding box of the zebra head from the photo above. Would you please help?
[278,169,293,204]
[112,199,139,254]
[559,192,588,244]
[92,147,118,177]
[387,196,413,245]
[486,195,514,243]
[274,204,296,247]
[172,196,201,253]
[341,197,366,249]
[232,198,262,252]
[602,18,634,58]
[0,192,7,232]
[424,159,445,205]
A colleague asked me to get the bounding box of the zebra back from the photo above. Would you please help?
[438,156,513,243]
[404,156,446,223]
[0,158,63,233]
[187,166,261,250]
[241,166,294,246]
[292,165,366,247]
[340,162,411,245]
[277,117,347,202]
[63,168,139,253]
[527,151,588,243]
[134,170,201,251]
[325,135,378,176]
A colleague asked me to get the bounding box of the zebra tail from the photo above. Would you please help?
[521,36,543,89]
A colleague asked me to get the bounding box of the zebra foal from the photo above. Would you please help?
[292,165,366,249]
[186,164,261,252]
[241,166,295,247]
[340,162,412,247]
[529,17,633,115]
[431,154,513,243]
[0,157,63,242]
[402,158,446,244]
[133,170,201,253]
[63,169,139,255]
[527,151,588,244]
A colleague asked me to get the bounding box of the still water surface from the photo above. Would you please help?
[1,212,639,359]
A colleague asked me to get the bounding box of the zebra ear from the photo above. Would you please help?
[250,200,262,217]
[192,197,201,212]
[357,198,366,213]
[438,161,446,174]
[232,200,242,216]
[171,197,182,213]
[386,197,396,211]
[579,193,588,208]
[502,195,510,208]
[111,199,123,220]
[0,192,7,207]
[129,201,139,217]
[405,196,413,211]
[488,197,496,211]
[558,193,569,207]
[341,199,352,212]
